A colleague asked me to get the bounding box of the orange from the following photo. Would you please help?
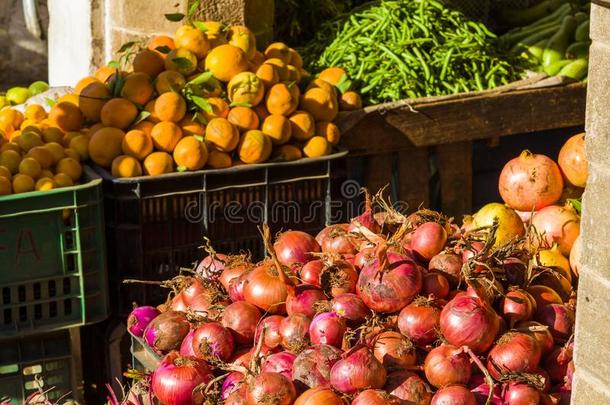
[173,135,208,171]
[56,157,82,181]
[21,125,42,136]
[319,67,347,86]
[303,136,331,158]
[301,88,339,122]
[40,169,54,179]
[202,21,228,48]
[205,118,239,152]
[17,130,43,152]
[0,122,15,138]
[100,98,138,129]
[206,149,232,169]
[238,130,272,164]
[12,174,34,194]
[0,109,24,130]
[174,25,210,59]
[57,93,80,107]
[44,142,65,164]
[144,100,160,123]
[133,120,155,136]
[264,42,291,63]
[121,72,155,106]
[227,72,264,106]
[165,48,198,76]
[253,104,270,122]
[264,58,288,81]
[42,127,64,143]
[306,79,337,96]
[155,71,187,94]
[179,116,205,136]
[89,127,125,167]
[154,92,187,122]
[69,135,90,160]
[75,76,100,94]
[227,26,256,60]
[0,150,21,173]
[262,114,292,145]
[0,165,12,180]
[49,102,83,131]
[63,148,81,161]
[78,81,111,122]
[87,122,105,136]
[18,157,42,179]
[53,173,74,187]
[227,107,259,132]
[205,44,248,82]
[111,155,143,178]
[340,91,362,111]
[289,48,303,69]
[190,74,223,98]
[148,35,176,59]
[201,97,229,122]
[122,129,153,160]
[63,131,81,147]
[20,119,39,131]
[266,83,300,116]
[25,104,47,122]
[133,49,165,78]
[95,66,120,83]
[315,121,341,146]
[143,151,174,176]
[35,177,57,191]
[151,121,183,152]
[26,146,54,169]
[273,144,302,161]
[286,65,301,82]
[0,176,11,195]
[289,111,315,141]
[0,143,20,153]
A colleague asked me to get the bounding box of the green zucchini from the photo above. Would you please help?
[566,41,591,59]
[575,20,590,42]
[542,16,578,67]
[544,59,573,76]
[510,23,562,54]
[524,38,550,62]
[557,59,588,80]
[499,0,567,27]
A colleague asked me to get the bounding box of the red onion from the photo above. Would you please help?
[309,311,346,348]
[187,292,229,320]
[422,272,450,299]
[431,385,476,405]
[280,313,311,353]
[196,253,227,280]
[292,344,343,388]
[516,321,555,356]
[411,222,448,261]
[469,375,502,405]
[357,245,422,313]
[286,285,327,318]
[352,389,401,404]
[424,344,472,388]
[294,387,344,405]
[261,351,297,379]
[565,360,574,389]
[191,322,235,362]
[536,304,574,342]
[222,301,262,345]
[331,293,370,325]
[349,190,381,234]
[245,372,296,405]
[372,331,416,372]
[320,258,359,297]
[300,259,324,287]
[397,300,441,346]
[179,330,196,357]
[171,293,189,312]
[230,346,274,368]
[220,261,250,292]
[317,223,357,255]
[503,258,527,286]
[384,370,433,404]
[143,311,191,353]
[228,272,248,302]
[487,332,542,380]
[429,252,463,288]
[439,294,500,354]
[330,346,387,394]
[527,285,563,312]
[536,368,552,393]
[503,382,541,405]
[179,278,208,305]
[244,259,295,314]
[127,306,160,337]
[503,289,536,327]
[355,247,376,270]
[151,351,212,405]
[274,230,321,266]
[254,315,284,349]
[544,345,573,383]
[221,372,245,401]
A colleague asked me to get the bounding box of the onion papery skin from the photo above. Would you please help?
[274,230,321,266]
[503,382,541,405]
[171,293,189,312]
[411,222,448,262]
[220,263,250,292]
[429,252,463,288]
[384,370,433,405]
[431,385,477,405]
[143,311,190,353]
[228,272,248,302]
[330,347,387,394]
[398,301,441,346]
[221,371,245,401]
[536,304,575,342]
[191,322,235,362]
[196,253,227,280]
[179,329,196,357]
[516,321,555,356]
[300,259,324,287]
[261,351,297,379]
[544,345,573,383]
[127,306,160,338]
[292,344,343,389]
[151,351,212,405]
[372,331,417,372]
[355,247,377,270]
[486,332,542,380]
[320,259,359,297]
[294,387,344,405]
[187,292,229,320]
[331,293,371,326]
[221,301,262,345]
[318,223,358,255]
[424,344,472,388]
[309,311,347,348]
[245,372,297,405]
[254,315,284,349]
[357,250,422,313]
[243,261,292,314]
[352,389,401,405]
[280,313,312,353]
[349,192,381,234]
[439,295,500,354]
[469,375,503,405]
[286,285,327,318]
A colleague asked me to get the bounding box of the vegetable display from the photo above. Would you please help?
[301,0,526,104]
[119,132,585,404]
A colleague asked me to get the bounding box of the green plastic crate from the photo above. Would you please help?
[0,328,82,404]
[0,167,109,337]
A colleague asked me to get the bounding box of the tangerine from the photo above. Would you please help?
[165,48,198,76]
[227,25,256,60]
[303,136,331,158]
[143,151,174,176]
[315,121,341,146]
[111,155,143,178]
[100,98,138,129]
[301,88,339,122]
[49,102,83,131]
[205,118,239,152]
[227,107,259,132]
[227,72,264,106]
[121,72,155,106]
[174,25,210,59]
[154,92,187,122]
[78,81,110,122]
[173,135,208,171]
[288,111,315,141]
[122,129,153,160]
[151,121,183,152]
[205,44,248,82]
[262,114,291,145]
[133,49,165,78]
[89,127,125,167]
[266,83,300,116]
[12,173,34,193]
[238,130,272,164]
[155,71,187,94]
[206,149,232,169]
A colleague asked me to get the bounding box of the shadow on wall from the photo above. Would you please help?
[0,0,48,90]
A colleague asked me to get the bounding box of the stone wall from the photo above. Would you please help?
[572,2,610,403]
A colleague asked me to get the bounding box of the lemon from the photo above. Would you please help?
[12,173,35,193]
[18,157,42,179]
[28,81,50,96]
[6,87,31,105]
[0,150,21,173]
[56,157,82,182]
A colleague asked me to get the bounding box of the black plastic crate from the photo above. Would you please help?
[94,152,347,315]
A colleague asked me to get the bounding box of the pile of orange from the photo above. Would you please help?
[0,20,361,182]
